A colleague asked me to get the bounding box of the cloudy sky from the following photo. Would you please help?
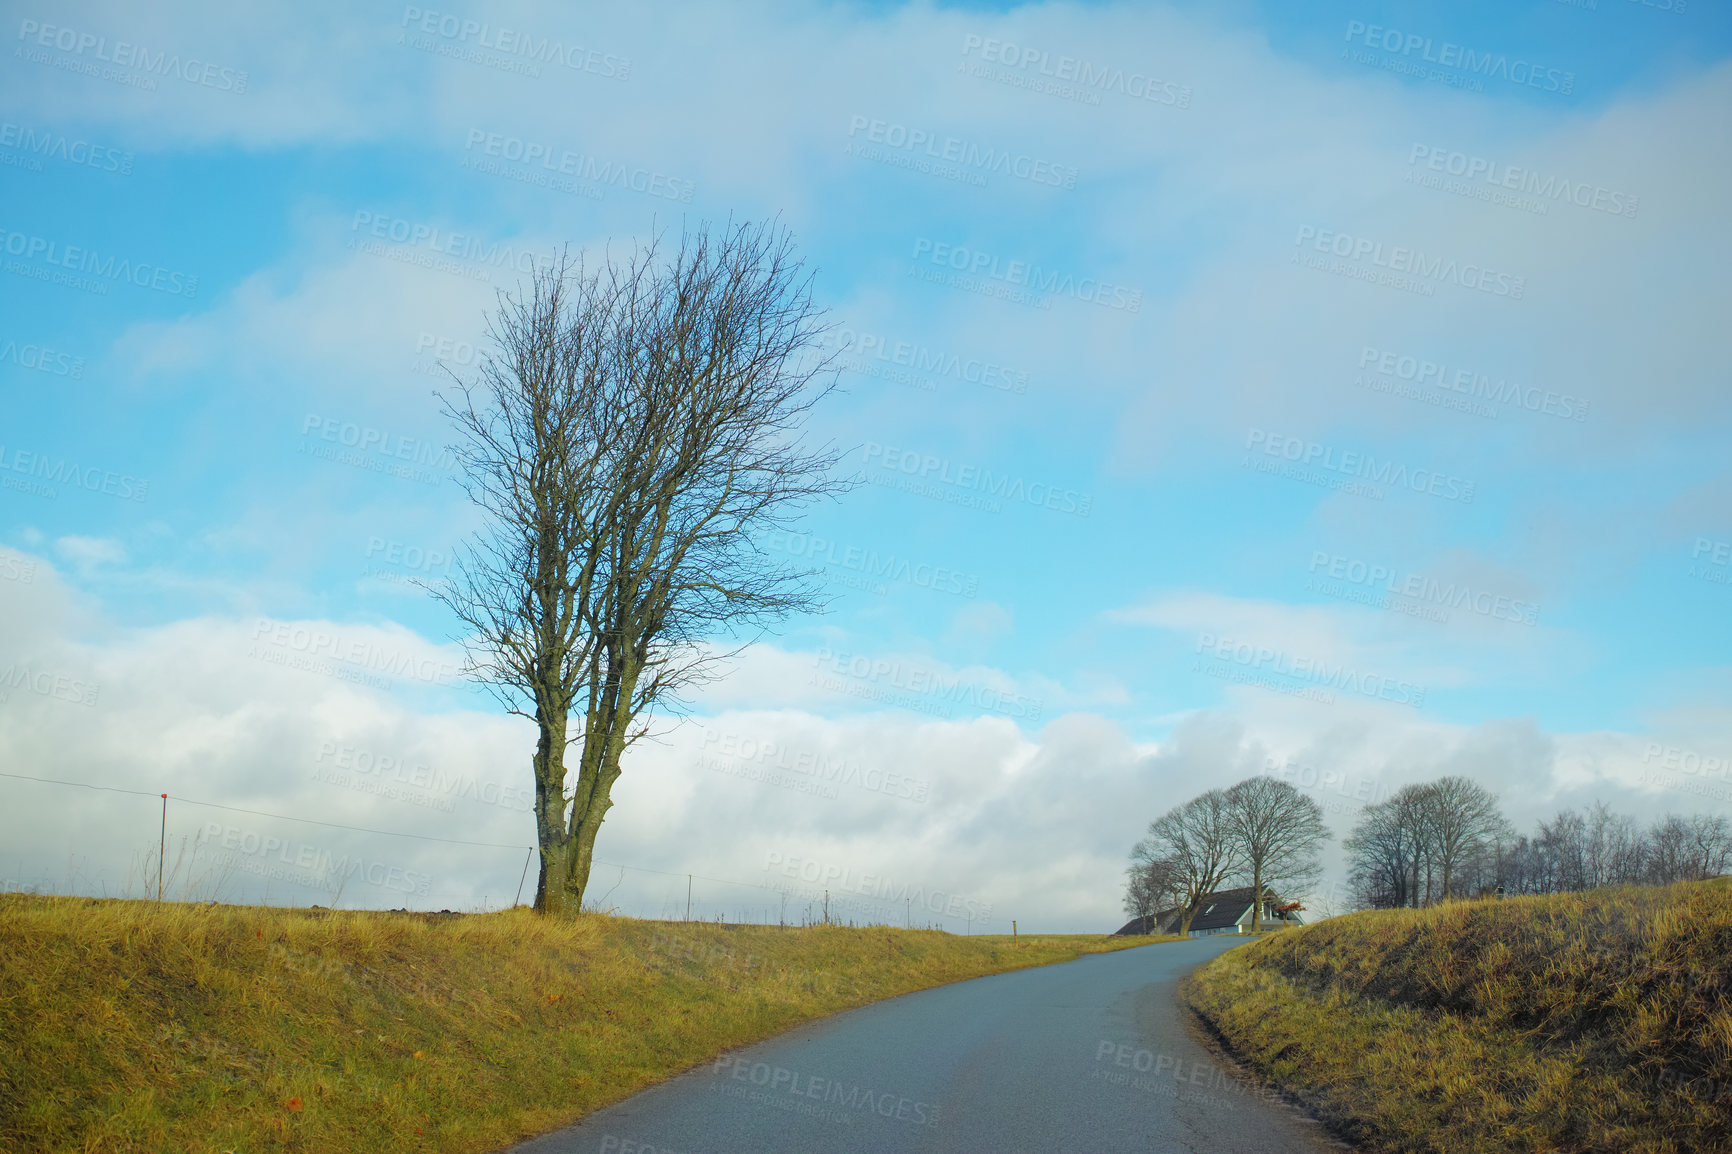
[1,0,1728,931]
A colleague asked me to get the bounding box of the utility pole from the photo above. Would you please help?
[686,874,692,921]
[158,794,167,902]
[905,897,910,928]
[514,847,533,907]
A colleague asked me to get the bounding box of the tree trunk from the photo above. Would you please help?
[553,652,644,915]
[567,799,608,908]
[531,702,579,915]
[536,839,585,917]
[1249,863,1264,932]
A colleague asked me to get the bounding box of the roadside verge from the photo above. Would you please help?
[0,894,1173,1152]
[1181,880,1732,1154]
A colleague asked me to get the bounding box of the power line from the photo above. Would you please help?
[0,770,160,800]
[0,769,930,916]
[0,770,530,850]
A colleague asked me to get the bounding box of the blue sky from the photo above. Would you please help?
[1,0,1729,929]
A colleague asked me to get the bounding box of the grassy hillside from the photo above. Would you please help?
[1184,879,1732,1153]
[0,894,1169,1153]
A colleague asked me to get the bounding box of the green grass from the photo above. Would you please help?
[1183,879,1732,1153]
[0,894,1174,1153]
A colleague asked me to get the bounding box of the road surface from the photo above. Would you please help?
[510,936,1343,1154]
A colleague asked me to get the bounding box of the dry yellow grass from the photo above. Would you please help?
[0,894,1170,1153]
[1183,879,1732,1153]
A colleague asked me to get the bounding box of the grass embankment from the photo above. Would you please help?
[0,895,1171,1153]
[1184,879,1732,1153]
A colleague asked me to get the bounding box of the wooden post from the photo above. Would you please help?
[514,847,533,907]
[158,794,167,901]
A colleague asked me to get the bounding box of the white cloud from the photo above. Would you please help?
[54,535,128,570]
[3,549,1727,927]
[111,216,510,403]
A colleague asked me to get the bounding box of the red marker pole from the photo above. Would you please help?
[158,794,168,901]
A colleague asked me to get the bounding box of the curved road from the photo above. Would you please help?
[511,937,1343,1154]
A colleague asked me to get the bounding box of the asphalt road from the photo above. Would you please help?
[510,936,1344,1154]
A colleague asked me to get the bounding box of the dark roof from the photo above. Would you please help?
[1114,886,1297,935]
[1185,886,1254,931]
[1115,902,1190,935]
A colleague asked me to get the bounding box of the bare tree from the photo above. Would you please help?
[1345,782,1442,908]
[1498,833,1537,895]
[1122,854,1183,925]
[1345,793,1418,909]
[1224,775,1330,931]
[1133,790,1244,935]
[1536,808,1587,893]
[1583,801,1647,887]
[1646,815,1693,884]
[1396,784,1438,906]
[1359,791,1728,904]
[436,223,844,916]
[1649,813,1732,884]
[1683,814,1732,879]
[1424,776,1510,901]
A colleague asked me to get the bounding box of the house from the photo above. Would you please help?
[1114,910,1179,936]
[1114,886,1304,937]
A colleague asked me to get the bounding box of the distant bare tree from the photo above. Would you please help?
[1423,776,1511,901]
[1497,833,1536,895]
[1536,808,1588,893]
[436,223,844,916]
[1648,813,1732,884]
[1646,815,1693,884]
[1122,854,1183,925]
[1133,790,1244,935]
[1377,795,1727,901]
[1347,779,1500,908]
[1224,775,1330,931]
[1396,783,1441,905]
[1584,801,1648,887]
[1684,813,1732,878]
[1345,791,1420,909]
